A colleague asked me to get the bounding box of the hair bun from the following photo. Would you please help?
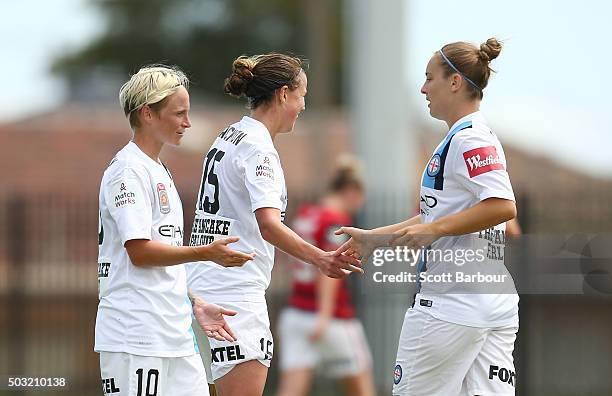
[224,56,256,97]
[479,38,502,63]
[329,154,364,192]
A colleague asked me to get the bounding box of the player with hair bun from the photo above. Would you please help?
[337,38,520,395]
[96,64,254,396]
[276,155,376,396]
[186,53,363,396]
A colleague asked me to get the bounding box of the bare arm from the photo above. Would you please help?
[336,199,515,258]
[370,214,422,235]
[391,198,516,248]
[254,208,362,278]
[125,238,254,268]
[431,198,516,236]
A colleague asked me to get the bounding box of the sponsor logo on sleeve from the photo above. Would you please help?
[112,181,137,208]
[157,183,171,214]
[254,154,275,181]
[462,146,504,177]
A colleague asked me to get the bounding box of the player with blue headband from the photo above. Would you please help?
[336,38,519,395]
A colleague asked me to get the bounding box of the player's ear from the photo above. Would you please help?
[140,105,153,124]
[277,85,289,104]
[450,74,462,93]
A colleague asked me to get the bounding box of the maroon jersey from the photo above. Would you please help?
[287,204,355,319]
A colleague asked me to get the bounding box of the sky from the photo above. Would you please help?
[407,0,611,177]
[1,0,104,121]
[1,0,610,177]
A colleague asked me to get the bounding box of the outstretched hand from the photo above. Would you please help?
[192,297,238,342]
[333,226,389,262]
[201,236,256,267]
[388,223,439,249]
[317,250,363,279]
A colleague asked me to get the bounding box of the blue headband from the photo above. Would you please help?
[438,49,482,91]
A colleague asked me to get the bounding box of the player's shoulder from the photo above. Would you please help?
[452,119,500,152]
[214,117,277,159]
[103,143,150,182]
[237,117,276,149]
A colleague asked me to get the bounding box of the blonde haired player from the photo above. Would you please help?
[96,65,254,396]
[337,38,519,395]
[186,53,362,396]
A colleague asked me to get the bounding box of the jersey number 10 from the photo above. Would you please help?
[197,148,225,214]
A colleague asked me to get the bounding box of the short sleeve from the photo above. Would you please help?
[243,148,284,212]
[452,134,515,202]
[104,167,153,245]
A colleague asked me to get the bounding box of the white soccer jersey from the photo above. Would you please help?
[414,111,519,328]
[95,142,196,357]
[186,116,288,303]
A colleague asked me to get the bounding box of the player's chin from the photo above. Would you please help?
[428,107,439,119]
[288,116,299,132]
[171,132,185,145]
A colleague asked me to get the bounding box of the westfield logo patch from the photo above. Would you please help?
[463,146,504,177]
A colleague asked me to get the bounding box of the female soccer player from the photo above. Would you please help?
[337,38,519,395]
[276,156,376,396]
[95,65,254,396]
[186,53,362,396]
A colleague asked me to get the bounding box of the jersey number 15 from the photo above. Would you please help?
[197,148,225,214]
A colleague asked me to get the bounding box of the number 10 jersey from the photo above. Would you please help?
[186,116,288,303]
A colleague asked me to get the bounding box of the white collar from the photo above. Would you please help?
[241,116,274,146]
[448,111,486,134]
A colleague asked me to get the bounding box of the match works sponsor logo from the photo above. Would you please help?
[462,146,504,177]
[113,182,136,208]
[255,155,275,180]
[157,183,171,214]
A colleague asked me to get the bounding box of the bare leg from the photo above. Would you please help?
[340,369,376,396]
[214,360,268,396]
[276,368,314,396]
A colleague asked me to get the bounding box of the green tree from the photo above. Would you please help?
[53,0,343,106]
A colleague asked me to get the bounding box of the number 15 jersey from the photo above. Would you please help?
[186,116,287,303]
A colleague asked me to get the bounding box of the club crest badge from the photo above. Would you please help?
[157,183,171,214]
[427,154,441,177]
[394,364,403,385]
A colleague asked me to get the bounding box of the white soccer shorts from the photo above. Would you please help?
[393,308,517,396]
[99,352,209,396]
[195,300,274,381]
[278,307,372,378]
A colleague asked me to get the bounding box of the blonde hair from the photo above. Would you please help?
[439,38,502,99]
[119,64,189,128]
